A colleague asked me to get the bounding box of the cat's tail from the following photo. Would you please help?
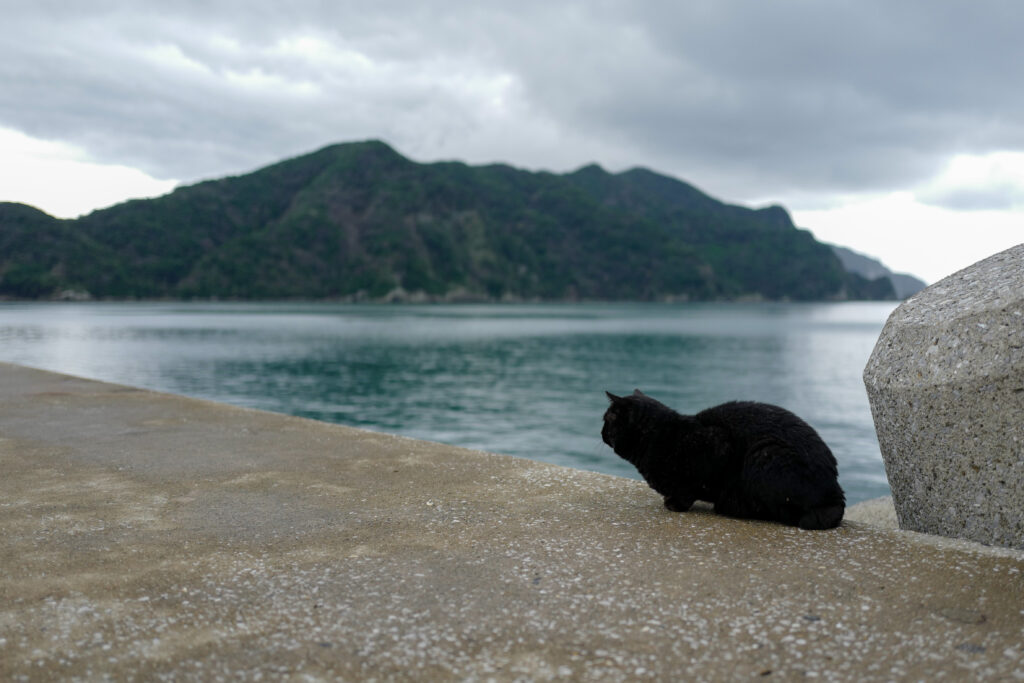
[798,504,845,530]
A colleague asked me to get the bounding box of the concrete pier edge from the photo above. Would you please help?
[2,362,1023,680]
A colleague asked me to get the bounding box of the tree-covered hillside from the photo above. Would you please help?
[0,140,895,301]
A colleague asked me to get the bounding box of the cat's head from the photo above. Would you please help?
[601,389,651,459]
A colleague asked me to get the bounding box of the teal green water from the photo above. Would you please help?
[0,301,895,503]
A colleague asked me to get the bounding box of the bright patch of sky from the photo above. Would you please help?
[0,128,177,218]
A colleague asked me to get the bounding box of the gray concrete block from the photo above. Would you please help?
[863,244,1024,548]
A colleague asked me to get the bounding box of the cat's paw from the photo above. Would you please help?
[797,504,845,530]
[663,496,694,512]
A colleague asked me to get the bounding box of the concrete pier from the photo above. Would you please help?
[1,362,1023,681]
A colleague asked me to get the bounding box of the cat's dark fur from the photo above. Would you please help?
[602,390,845,530]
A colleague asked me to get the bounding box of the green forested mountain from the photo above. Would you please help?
[0,140,895,301]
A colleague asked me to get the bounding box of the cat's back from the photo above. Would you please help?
[696,400,831,455]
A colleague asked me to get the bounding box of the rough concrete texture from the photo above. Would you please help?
[863,244,1024,549]
[844,496,899,530]
[2,362,1024,681]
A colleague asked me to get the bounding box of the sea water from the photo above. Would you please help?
[0,301,895,503]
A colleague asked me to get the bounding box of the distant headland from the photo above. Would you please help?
[0,140,923,302]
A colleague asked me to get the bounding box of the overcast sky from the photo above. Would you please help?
[2,1,1022,283]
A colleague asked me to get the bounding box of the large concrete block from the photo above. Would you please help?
[863,244,1024,548]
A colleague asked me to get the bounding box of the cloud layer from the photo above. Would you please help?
[4,0,1024,204]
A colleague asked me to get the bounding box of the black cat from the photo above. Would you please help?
[602,390,845,530]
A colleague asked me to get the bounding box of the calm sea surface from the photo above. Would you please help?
[0,301,896,503]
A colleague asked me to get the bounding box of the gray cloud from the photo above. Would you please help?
[3,0,1024,202]
[541,1,1024,196]
[918,183,1024,212]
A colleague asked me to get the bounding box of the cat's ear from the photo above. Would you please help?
[632,388,645,397]
[605,391,622,402]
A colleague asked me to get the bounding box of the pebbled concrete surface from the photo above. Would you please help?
[2,362,1023,681]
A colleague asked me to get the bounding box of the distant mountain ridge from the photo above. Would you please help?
[830,245,926,299]
[0,140,908,302]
